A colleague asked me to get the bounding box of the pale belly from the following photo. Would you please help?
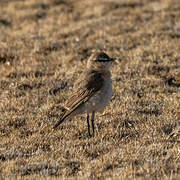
[95,80,112,112]
[78,80,112,114]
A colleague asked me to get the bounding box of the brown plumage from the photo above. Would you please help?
[53,51,115,137]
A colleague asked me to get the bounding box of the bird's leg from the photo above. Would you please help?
[91,111,95,137]
[87,113,91,137]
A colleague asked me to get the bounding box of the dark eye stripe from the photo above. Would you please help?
[97,58,114,62]
[98,60,111,62]
[98,53,110,59]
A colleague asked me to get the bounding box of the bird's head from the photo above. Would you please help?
[87,51,115,70]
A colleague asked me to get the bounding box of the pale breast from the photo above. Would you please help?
[98,79,112,111]
[72,70,113,115]
[85,78,112,113]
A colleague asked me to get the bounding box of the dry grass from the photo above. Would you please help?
[0,0,180,179]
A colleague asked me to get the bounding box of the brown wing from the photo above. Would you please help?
[66,70,104,109]
[53,70,104,129]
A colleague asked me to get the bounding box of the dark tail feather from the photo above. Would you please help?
[53,111,71,130]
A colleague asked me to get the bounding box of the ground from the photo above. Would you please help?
[0,0,180,179]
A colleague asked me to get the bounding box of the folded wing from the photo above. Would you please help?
[53,70,104,129]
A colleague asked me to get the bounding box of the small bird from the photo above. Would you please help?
[53,51,115,137]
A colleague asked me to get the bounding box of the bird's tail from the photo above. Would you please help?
[53,109,72,130]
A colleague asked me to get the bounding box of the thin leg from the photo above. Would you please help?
[91,111,95,136]
[87,113,91,137]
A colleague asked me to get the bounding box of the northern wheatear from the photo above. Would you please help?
[53,51,115,137]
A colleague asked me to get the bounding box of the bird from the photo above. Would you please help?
[53,51,115,137]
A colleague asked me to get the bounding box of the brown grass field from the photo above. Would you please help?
[0,0,180,179]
